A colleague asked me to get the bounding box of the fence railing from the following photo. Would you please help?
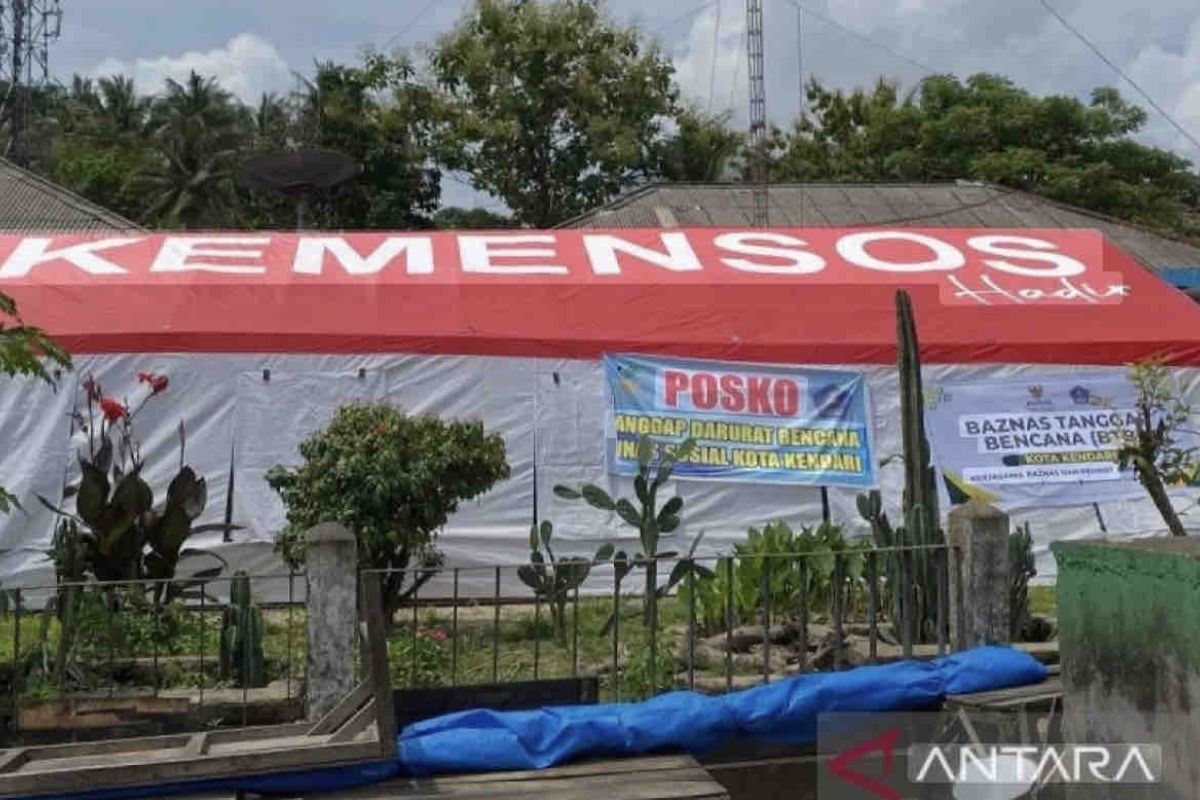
[0,572,305,741]
[360,542,959,702]
[0,541,960,741]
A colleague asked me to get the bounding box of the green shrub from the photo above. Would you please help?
[680,521,868,633]
[1009,522,1036,640]
[268,404,510,620]
[389,628,451,687]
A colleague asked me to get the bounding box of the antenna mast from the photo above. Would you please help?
[0,0,63,166]
[745,0,767,226]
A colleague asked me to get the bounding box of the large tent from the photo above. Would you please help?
[2,227,1199,587]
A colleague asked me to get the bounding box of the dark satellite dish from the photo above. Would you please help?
[237,148,361,229]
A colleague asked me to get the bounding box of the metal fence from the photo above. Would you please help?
[0,572,305,741]
[0,541,960,742]
[361,542,959,702]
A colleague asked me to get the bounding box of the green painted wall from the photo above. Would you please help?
[1053,539,1200,716]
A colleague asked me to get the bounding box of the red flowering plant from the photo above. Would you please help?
[41,371,236,603]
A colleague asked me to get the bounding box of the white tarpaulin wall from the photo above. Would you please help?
[2,351,1197,595]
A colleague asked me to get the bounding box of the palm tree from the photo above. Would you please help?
[97,76,150,136]
[142,72,247,228]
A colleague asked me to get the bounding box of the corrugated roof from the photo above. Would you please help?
[0,158,140,233]
[562,181,1200,271]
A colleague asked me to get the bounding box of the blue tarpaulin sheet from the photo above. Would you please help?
[396,646,1046,775]
[20,646,1045,799]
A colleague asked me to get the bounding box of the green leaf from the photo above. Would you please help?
[76,462,110,526]
[553,485,582,500]
[659,514,681,533]
[614,498,640,528]
[667,559,690,588]
[94,436,113,475]
[634,474,649,504]
[581,484,616,511]
[656,496,683,527]
[594,543,615,561]
[37,494,71,518]
[517,564,541,591]
[539,520,553,549]
[113,474,153,516]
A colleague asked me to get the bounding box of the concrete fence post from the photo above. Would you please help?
[304,522,358,719]
[947,500,1011,649]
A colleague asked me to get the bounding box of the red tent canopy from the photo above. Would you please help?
[2,227,1198,365]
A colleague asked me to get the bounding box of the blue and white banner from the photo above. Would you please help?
[603,354,876,487]
[926,375,1162,508]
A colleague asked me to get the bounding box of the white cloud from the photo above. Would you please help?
[671,0,749,124]
[90,33,293,103]
[1125,18,1200,157]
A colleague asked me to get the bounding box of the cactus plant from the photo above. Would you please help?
[554,434,698,632]
[518,520,613,643]
[218,571,266,688]
[856,290,945,644]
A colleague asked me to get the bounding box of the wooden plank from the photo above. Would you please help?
[426,756,702,786]
[361,573,397,757]
[0,751,27,775]
[308,680,373,736]
[17,734,193,762]
[326,768,727,800]
[946,675,1063,710]
[328,699,378,744]
[316,757,726,800]
[0,739,385,797]
[183,733,209,758]
[12,722,313,765]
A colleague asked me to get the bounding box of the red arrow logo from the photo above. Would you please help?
[826,727,902,800]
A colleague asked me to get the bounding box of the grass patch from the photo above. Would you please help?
[1028,585,1057,617]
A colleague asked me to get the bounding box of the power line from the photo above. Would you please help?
[727,31,745,114]
[1038,0,1200,156]
[779,0,936,77]
[707,0,723,114]
[380,0,440,52]
[795,3,804,225]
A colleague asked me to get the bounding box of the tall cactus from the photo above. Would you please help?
[896,290,940,534]
[219,571,266,688]
[856,290,944,643]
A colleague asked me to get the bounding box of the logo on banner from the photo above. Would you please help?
[814,384,852,419]
[1070,385,1114,408]
[1025,385,1053,410]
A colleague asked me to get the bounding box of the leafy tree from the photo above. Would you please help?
[762,74,1200,237]
[432,206,515,229]
[140,72,249,228]
[0,292,70,513]
[279,55,441,229]
[1118,360,1197,537]
[234,55,441,230]
[656,108,745,182]
[430,0,678,227]
[267,404,510,620]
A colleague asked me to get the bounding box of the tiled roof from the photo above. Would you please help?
[562,181,1200,271]
[0,158,140,232]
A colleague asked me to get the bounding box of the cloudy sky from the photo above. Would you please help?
[54,0,1200,209]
